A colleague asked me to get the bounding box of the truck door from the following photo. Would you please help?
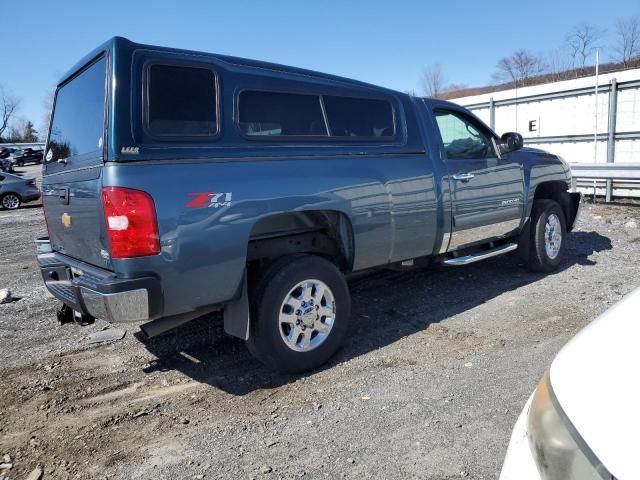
[433,107,524,251]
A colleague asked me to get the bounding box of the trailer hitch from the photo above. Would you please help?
[56,303,95,326]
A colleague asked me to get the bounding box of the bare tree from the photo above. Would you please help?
[492,50,547,86]
[565,23,606,73]
[442,83,468,93]
[612,16,640,67]
[421,63,446,98]
[547,49,574,82]
[0,86,20,140]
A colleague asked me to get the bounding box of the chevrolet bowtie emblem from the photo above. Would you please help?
[61,213,72,228]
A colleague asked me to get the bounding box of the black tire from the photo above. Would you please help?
[1,193,21,210]
[246,254,351,373]
[521,199,566,273]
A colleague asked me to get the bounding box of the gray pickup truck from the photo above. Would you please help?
[37,37,580,372]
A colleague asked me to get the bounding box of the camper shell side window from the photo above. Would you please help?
[236,89,397,142]
[142,60,220,141]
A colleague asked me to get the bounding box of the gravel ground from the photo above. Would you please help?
[1,178,639,479]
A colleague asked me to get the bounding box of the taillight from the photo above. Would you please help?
[101,187,160,259]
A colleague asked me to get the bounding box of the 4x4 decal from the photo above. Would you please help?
[186,192,233,208]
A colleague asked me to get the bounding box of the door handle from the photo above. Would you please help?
[452,173,475,182]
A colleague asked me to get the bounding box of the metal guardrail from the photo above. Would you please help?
[570,163,640,179]
[570,163,640,201]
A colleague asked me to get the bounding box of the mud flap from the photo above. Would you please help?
[567,192,582,231]
[224,274,250,340]
[517,218,532,263]
[553,192,582,232]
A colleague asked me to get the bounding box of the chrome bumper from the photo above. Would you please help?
[80,287,150,322]
[36,239,161,323]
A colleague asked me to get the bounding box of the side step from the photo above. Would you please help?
[443,243,518,266]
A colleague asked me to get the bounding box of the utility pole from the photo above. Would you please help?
[594,48,600,162]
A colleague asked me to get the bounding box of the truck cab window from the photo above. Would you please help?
[434,110,495,159]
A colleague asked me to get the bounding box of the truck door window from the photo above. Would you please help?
[434,110,495,159]
[147,64,218,137]
[239,91,328,137]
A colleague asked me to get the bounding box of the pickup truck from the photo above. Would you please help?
[12,147,44,166]
[37,37,580,373]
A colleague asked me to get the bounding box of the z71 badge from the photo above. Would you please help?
[186,192,233,208]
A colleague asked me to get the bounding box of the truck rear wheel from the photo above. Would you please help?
[522,199,566,273]
[246,254,351,373]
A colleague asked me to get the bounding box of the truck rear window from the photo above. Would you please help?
[48,56,106,163]
[147,64,218,137]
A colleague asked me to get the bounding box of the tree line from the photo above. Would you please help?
[0,87,52,144]
[421,16,640,98]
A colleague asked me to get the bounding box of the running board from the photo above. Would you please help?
[443,243,518,266]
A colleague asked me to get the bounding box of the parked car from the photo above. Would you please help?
[12,147,44,166]
[37,37,581,372]
[0,157,15,173]
[500,286,640,480]
[0,172,41,209]
[0,147,15,159]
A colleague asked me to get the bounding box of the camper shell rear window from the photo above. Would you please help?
[47,55,107,164]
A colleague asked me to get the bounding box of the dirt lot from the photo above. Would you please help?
[1,178,639,479]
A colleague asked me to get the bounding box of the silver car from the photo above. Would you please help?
[0,172,41,209]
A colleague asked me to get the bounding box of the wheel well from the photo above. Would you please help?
[1,191,21,200]
[533,181,567,200]
[533,181,579,231]
[247,211,354,272]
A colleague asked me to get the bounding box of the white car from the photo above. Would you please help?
[500,287,640,480]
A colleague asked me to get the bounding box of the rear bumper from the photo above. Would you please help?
[37,243,162,323]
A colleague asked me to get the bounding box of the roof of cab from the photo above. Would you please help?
[59,36,401,96]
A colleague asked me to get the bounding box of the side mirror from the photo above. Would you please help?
[500,132,524,153]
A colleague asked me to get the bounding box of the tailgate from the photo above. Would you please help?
[43,170,107,267]
[42,55,109,268]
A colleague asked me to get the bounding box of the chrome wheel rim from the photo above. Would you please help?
[2,194,19,209]
[544,213,562,259]
[278,279,336,352]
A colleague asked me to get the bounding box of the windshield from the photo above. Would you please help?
[47,56,106,164]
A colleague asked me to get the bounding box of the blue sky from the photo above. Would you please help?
[1,0,638,131]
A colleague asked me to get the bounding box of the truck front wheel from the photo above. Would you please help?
[522,199,567,273]
[246,254,351,373]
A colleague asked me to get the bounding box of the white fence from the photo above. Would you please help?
[452,67,640,198]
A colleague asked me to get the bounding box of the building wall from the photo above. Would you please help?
[452,68,640,197]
